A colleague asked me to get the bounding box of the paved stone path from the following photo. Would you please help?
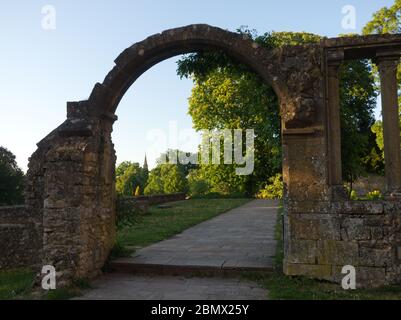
[78,199,278,300]
[76,274,268,300]
[113,199,278,271]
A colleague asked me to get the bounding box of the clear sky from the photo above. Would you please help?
[0,0,394,171]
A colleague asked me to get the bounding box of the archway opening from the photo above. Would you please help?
[110,43,282,274]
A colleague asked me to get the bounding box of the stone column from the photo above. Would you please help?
[377,55,401,197]
[327,60,343,187]
[326,49,348,200]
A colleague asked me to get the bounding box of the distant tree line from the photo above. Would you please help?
[0,146,24,205]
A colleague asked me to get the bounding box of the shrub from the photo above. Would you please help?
[188,170,211,196]
[134,186,141,196]
[115,162,147,197]
[256,174,283,199]
[116,199,146,230]
[366,190,383,200]
[350,189,358,200]
[145,164,188,195]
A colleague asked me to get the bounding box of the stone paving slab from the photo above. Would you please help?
[112,199,279,274]
[76,274,268,300]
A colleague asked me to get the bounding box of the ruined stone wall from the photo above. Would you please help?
[284,201,401,288]
[281,35,401,288]
[117,193,187,215]
[138,193,187,206]
[24,114,117,285]
[0,205,42,269]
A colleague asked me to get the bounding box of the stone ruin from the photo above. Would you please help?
[1,24,401,288]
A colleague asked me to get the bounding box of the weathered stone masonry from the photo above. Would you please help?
[284,35,401,287]
[2,25,401,288]
[0,206,42,269]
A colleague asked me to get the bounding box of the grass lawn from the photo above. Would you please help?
[0,268,91,300]
[243,207,401,300]
[0,268,35,300]
[117,198,251,250]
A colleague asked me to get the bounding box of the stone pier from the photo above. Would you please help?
[377,52,401,198]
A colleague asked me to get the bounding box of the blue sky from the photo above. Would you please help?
[0,0,394,171]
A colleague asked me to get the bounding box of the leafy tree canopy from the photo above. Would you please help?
[177,29,378,194]
[0,146,24,205]
[116,161,148,197]
[144,163,188,195]
[363,0,401,35]
[363,0,401,168]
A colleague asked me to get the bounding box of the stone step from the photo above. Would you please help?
[109,260,274,277]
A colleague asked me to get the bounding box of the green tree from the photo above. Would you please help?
[162,164,188,194]
[187,169,211,196]
[256,173,283,199]
[0,146,24,205]
[116,161,132,178]
[144,163,188,195]
[177,29,378,193]
[143,166,163,195]
[339,60,379,186]
[363,0,401,35]
[116,162,147,197]
[156,149,198,176]
[363,0,401,170]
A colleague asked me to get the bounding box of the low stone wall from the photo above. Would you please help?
[116,193,186,226]
[137,193,187,206]
[117,197,149,213]
[117,193,186,215]
[0,205,42,269]
[0,194,186,272]
[284,200,401,288]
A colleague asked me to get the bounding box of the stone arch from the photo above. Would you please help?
[68,24,287,120]
[26,24,328,284]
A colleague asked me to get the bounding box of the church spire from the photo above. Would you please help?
[143,154,148,172]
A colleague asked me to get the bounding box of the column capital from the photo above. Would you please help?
[326,49,344,65]
[375,50,400,73]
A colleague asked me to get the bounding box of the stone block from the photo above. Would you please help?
[0,206,42,269]
[317,240,359,266]
[358,242,392,267]
[356,267,386,288]
[284,262,332,280]
[341,218,371,241]
[291,215,340,240]
[291,218,320,240]
[397,246,401,260]
[286,240,317,264]
[370,227,384,240]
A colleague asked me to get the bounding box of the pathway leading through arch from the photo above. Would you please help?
[111,199,278,274]
[77,200,278,300]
